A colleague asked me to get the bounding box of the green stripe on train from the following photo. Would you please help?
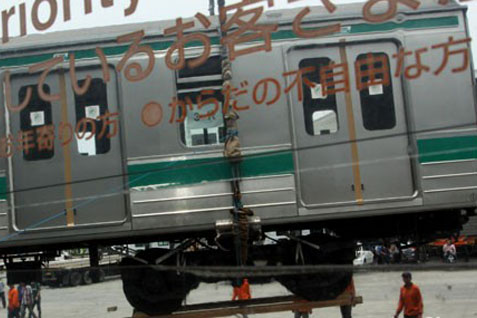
[0,176,7,200]
[349,16,458,33]
[0,16,458,68]
[418,136,477,163]
[127,151,294,188]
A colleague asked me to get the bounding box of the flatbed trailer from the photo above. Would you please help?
[42,254,121,287]
[133,291,362,318]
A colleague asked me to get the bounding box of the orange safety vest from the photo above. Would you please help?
[8,288,19,309]
[396,283,423,317]
[232,280,251,300]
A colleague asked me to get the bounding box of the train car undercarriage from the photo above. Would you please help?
[120,232,355,315]
[118,207,472,315]
[1,207,470,315]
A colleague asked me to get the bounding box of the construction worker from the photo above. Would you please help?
[232,278,251,301]
[394,272,423,318]
[8,284,20,318]
[232,278,251,318]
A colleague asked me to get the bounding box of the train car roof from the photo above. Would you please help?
[0,0,464,55]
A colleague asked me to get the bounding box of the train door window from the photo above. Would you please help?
[74,78,110,156]
[176,56,225,147]
[19,85,54,161]
[299,58,339,136]
[356,53,396,131]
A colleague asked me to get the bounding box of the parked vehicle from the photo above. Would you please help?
[42,252,120,287]
[353,246,374,265]
[401,246,418,263]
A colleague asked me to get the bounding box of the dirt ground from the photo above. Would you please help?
[5,268,476,318]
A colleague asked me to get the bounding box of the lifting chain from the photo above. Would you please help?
[217,0,254,268]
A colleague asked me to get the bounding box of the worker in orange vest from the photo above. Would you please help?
[232,278,251,301]
[394,272,423,318]
[8,284,20,318]
[232,278,251,318]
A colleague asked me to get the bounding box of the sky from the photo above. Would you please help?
[0,0,476,64]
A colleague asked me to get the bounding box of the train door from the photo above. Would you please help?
[346,42,414,201]
[8,72,67,230]
[7,66,127,231]
[63,67,127,225]
[287,41,414,209]
[287,46,356,206]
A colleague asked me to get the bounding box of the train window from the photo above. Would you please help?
[74,78,111,156]
[19,84,54,161]
[178,90,225,147]
[356,53,396,131]
[178,56,222,79]
[176,56,225,147]
[299,58,339,136]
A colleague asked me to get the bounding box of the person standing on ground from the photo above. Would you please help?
[0,279,6,308]
[7,284,19,318]
[340,277,355,318]
[232,278,251,301]
[17,284,23,317]
[232,278,251,318]
[389,243,401,264]
[394,272,423,318]
[31,282,41,318]
[20,283,37,318]
[442,239,457,262]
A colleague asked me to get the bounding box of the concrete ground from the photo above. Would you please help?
[4,268,476,318]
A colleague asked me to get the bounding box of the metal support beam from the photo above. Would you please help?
[133,292,362,318]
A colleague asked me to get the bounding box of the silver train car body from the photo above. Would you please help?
[0,1,475,252]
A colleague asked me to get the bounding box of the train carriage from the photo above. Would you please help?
[0,0,475,314]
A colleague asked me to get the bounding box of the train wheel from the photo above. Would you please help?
[275,236,354,300]
[69,270,82,287]
[277,269,352,300]
[82,270,93,285]
[120,249,196,315]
